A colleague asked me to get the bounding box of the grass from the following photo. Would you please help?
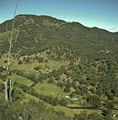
[12,74,33,87]
[10,53,69,74]
[33,82,70,97]
[0,52,69,75]
[53,105,101,117]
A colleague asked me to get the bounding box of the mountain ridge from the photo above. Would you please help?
[0,14,118,56]
[0,14,118,34]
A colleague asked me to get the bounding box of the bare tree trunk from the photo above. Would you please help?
[9,79,14,102]
[0,0,20,102]
[4,79,8,102]
[0,79,8,101]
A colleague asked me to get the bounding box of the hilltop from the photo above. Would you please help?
[0,14,118,55]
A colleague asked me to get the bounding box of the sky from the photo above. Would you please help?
[0,0,118,32]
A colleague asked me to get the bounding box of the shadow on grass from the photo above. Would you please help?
[67,106,99,110]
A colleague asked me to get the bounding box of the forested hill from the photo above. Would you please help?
[0,14,118,99]
[0,14,118,119]
[0,14,118,56]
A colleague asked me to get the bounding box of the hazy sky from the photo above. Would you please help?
[0,0,118,32]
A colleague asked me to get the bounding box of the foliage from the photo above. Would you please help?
[86,95,101,108]
[74,111,110,120]
[0,98,70,120]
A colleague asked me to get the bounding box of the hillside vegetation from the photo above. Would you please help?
[0,14,118,120]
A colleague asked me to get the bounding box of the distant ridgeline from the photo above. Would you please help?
[0,14,118,55]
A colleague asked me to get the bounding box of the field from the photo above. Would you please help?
[33,82,70,96]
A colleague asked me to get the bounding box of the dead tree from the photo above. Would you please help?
[0,0,20,102]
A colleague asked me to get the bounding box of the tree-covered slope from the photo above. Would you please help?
[0,14,118,119]
[0,14,118,55]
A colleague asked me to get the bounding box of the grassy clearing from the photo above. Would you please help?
[33,82,70,97]
[11,58,69,74]
[12,74,33,86]
[53,105,101,117]
[0,52,69,75]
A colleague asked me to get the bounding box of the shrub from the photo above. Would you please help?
[34,66,42,71]
[48,79,54,83]
[59,98,68,106]
[86,95,101,108]
[64,87,70,92]
[18,60,22,65]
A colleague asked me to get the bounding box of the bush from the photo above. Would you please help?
[0,66,4,73]
[48,79,54,83]
[104,100,114,110]
[86,95,101,108]
[64,87,70,92]
[12,87,24,101]
[18,60,22,65]
[34,66,42,71]
[74,111,105,120]
[4,59,7,63]
[59,98,68,106]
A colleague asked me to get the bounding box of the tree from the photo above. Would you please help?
[0,0,20,102]
[64,87,70,92]
[59,98,68,106]
[105,100,114,110]
[87,95,101,108]
[18,60,23,65]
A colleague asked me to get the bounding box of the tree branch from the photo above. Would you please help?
[9,0,20,44]
[9,50,21,67]
[0,79,5,84]
[6,0,20,75]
